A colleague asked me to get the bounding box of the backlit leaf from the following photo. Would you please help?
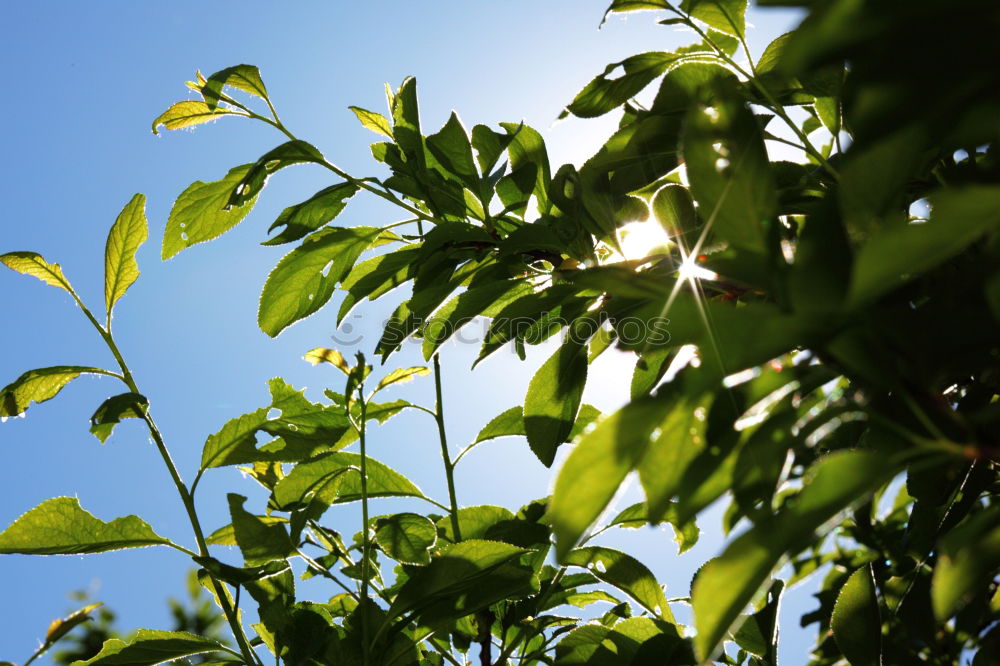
[932,506,1000,620]
[263,182,359,246]
[66,629,226,665]
[258,226,381,337]
[374,513,437,565]
[152,100,239,134]
[272,452,425,510]
[475,407,525,443]
[564,52,676,119]
[692,451,897,661]
[1,366,109,418]
[0,497,170,555]
[228,140,325,209]
[831,565,882,666]
[202,64,268,110]
[1,251,75,294]
[680,0,747,37]
[348,106,393,138]
[104,193,148,315]
[549,394,668,560]
[387,539,528,623]
[848,186,1000,308]
[563,546,673,621]
[374,366,430,393]
[227,494,292,566]
[303,348,351,374]
[524,337,588,467]
[161,164,257,260]
[89,392,148,443]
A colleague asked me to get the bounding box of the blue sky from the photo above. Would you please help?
[0,2,812,662]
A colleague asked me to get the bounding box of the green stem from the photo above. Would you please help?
[433,355,462,541]
[72,294,261,666]
[355,382,372,666]
[238,104,447,228]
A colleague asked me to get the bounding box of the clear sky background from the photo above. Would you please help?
[0,2,812,663]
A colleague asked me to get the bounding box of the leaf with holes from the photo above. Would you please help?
[161,164,258,260]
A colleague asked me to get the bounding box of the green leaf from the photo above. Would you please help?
[1,366,109,418]
[89,392,148,443]
[258,226,381,337]
[500,122,552,214]
[475,407,525,443]
[549,394,668,560]
[303,347,352,374]
[831,565,882,666]
[682,85,776,253]
[200,378,350,469]
[564,52,676,119]
[67,629,226,665]
[847,186,1000,308]
[206,515,288,546]
[427,112,478,191]
[422,279,530,359]
[161,164,258,260]
[38,602,104,656]
[272,452,425,510]
[387,539,528,623]
[263,182,360,246]
[229,140,325,209]
[151,100,239,134]
[524,337,588,467]
[652,184,699,239]
[563,546,673,621]
[680,0,747,37]
[471,124,517,175]
[104,193,148,316]
[601,0,672,25]
[0,497,170,555]
[0,251,75,293]
[436,505,516,542]
[338,247,420,324]
[555,617,691,664]
[932,506,1000,620]
[374,366,430,393]
[731,580,782,662]
[201,64,268,110]
[373,513,437,565]
[348,106,393,138]
[609,502,700,554]
[692,451,897,661]
[227,494,292,566]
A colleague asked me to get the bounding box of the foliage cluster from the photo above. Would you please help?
[2,1,999,664]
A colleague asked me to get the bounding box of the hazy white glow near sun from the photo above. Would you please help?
[617,219,717,282]
[618,220,671,260]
